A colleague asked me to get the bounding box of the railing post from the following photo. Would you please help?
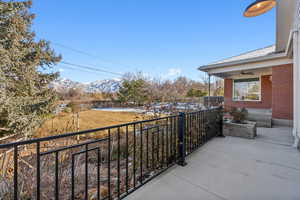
[218,106,225,137]
[177,112,187,166]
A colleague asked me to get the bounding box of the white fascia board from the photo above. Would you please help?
[205,57,292,75]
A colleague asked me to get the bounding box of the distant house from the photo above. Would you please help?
[199,0,300,148]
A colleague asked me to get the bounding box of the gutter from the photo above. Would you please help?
[286,29,299,58]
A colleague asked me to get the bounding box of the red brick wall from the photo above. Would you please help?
[224,75,272,110]
[272,64,293,120]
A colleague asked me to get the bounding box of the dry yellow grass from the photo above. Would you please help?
[36,110,147,138]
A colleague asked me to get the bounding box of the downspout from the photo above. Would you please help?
[296,28,300,149]
[208,74,211,97]
[208,74,211,107]
[292,29,300,148]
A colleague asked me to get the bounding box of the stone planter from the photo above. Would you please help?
[223,120,257,139]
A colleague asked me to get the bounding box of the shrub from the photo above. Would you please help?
[63,107,72,113]
[229,107,248,123]
[67,102,81,113]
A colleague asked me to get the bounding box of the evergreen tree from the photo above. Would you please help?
[0,1,61,137]
[118,73,149,105]
[186,88,207,98]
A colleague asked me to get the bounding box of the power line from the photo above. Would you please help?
[36,36,127,75]
[49,40,140,70]
[52,42,99,58]
[58,64,113,76]
[36,37,140,77]
[60,61,123,77]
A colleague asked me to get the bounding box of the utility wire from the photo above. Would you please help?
[36,37,132,77]
[58,64,114,76]
[49,40,139,70]
[60,61,123,77]
[52,42,99,58]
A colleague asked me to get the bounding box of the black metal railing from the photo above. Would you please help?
[204,96,224,107]
[0,108,222,200]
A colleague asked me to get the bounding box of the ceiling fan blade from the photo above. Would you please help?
[241,71,254,75]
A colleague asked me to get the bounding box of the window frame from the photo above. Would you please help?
[232,76,261,102]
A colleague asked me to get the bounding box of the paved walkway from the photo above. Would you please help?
[125,127,300,200]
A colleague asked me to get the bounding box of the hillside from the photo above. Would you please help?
[51,78,121,93]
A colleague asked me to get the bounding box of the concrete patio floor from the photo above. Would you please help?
[125,127,300,200]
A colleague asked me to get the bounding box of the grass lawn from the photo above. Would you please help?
[36,110,147,138]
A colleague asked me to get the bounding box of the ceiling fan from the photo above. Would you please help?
[240,71,255,75]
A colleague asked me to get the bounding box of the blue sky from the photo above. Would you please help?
[31,0,276,82]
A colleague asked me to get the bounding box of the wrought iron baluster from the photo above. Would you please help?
[85,144,88,200]
[161,127,165,168]
[174,116,177,159]
[146,128,149,169]
[125,125,129,194]
[200,112,203,144]
[97,148,100,200]
[71,154,75,200]
[202,111,205,144]
[36,142,41,200]
[152,130,155,170]
[157,126,160,169]
[117,127,121,199]
[190,114,193,152]
[133,124,136,188]
[140,123,143,184]
[108,129,111,200]
[55,151,59,200]
[166,118,169,166]
[197,112,200,148]
[170,117,173,161]
[14,146,18,200]
[178,112,187,166]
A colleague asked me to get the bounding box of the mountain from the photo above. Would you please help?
[85,79,121,93]
[51,78,121,93]
[51,78,82,92]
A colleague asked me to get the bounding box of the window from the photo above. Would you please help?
[233,78,260,101]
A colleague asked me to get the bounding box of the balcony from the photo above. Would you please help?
[1,108,299,200]
[125,126,300,200]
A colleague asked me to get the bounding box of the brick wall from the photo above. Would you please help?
[223,64,294,120]
[272,64,293,120]
[224,75,272,110]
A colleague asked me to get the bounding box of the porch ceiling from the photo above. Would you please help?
[213,67,273,79]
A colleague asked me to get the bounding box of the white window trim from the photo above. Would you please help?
[232,76,262,102]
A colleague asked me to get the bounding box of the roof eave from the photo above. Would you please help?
[198,52,287,72]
